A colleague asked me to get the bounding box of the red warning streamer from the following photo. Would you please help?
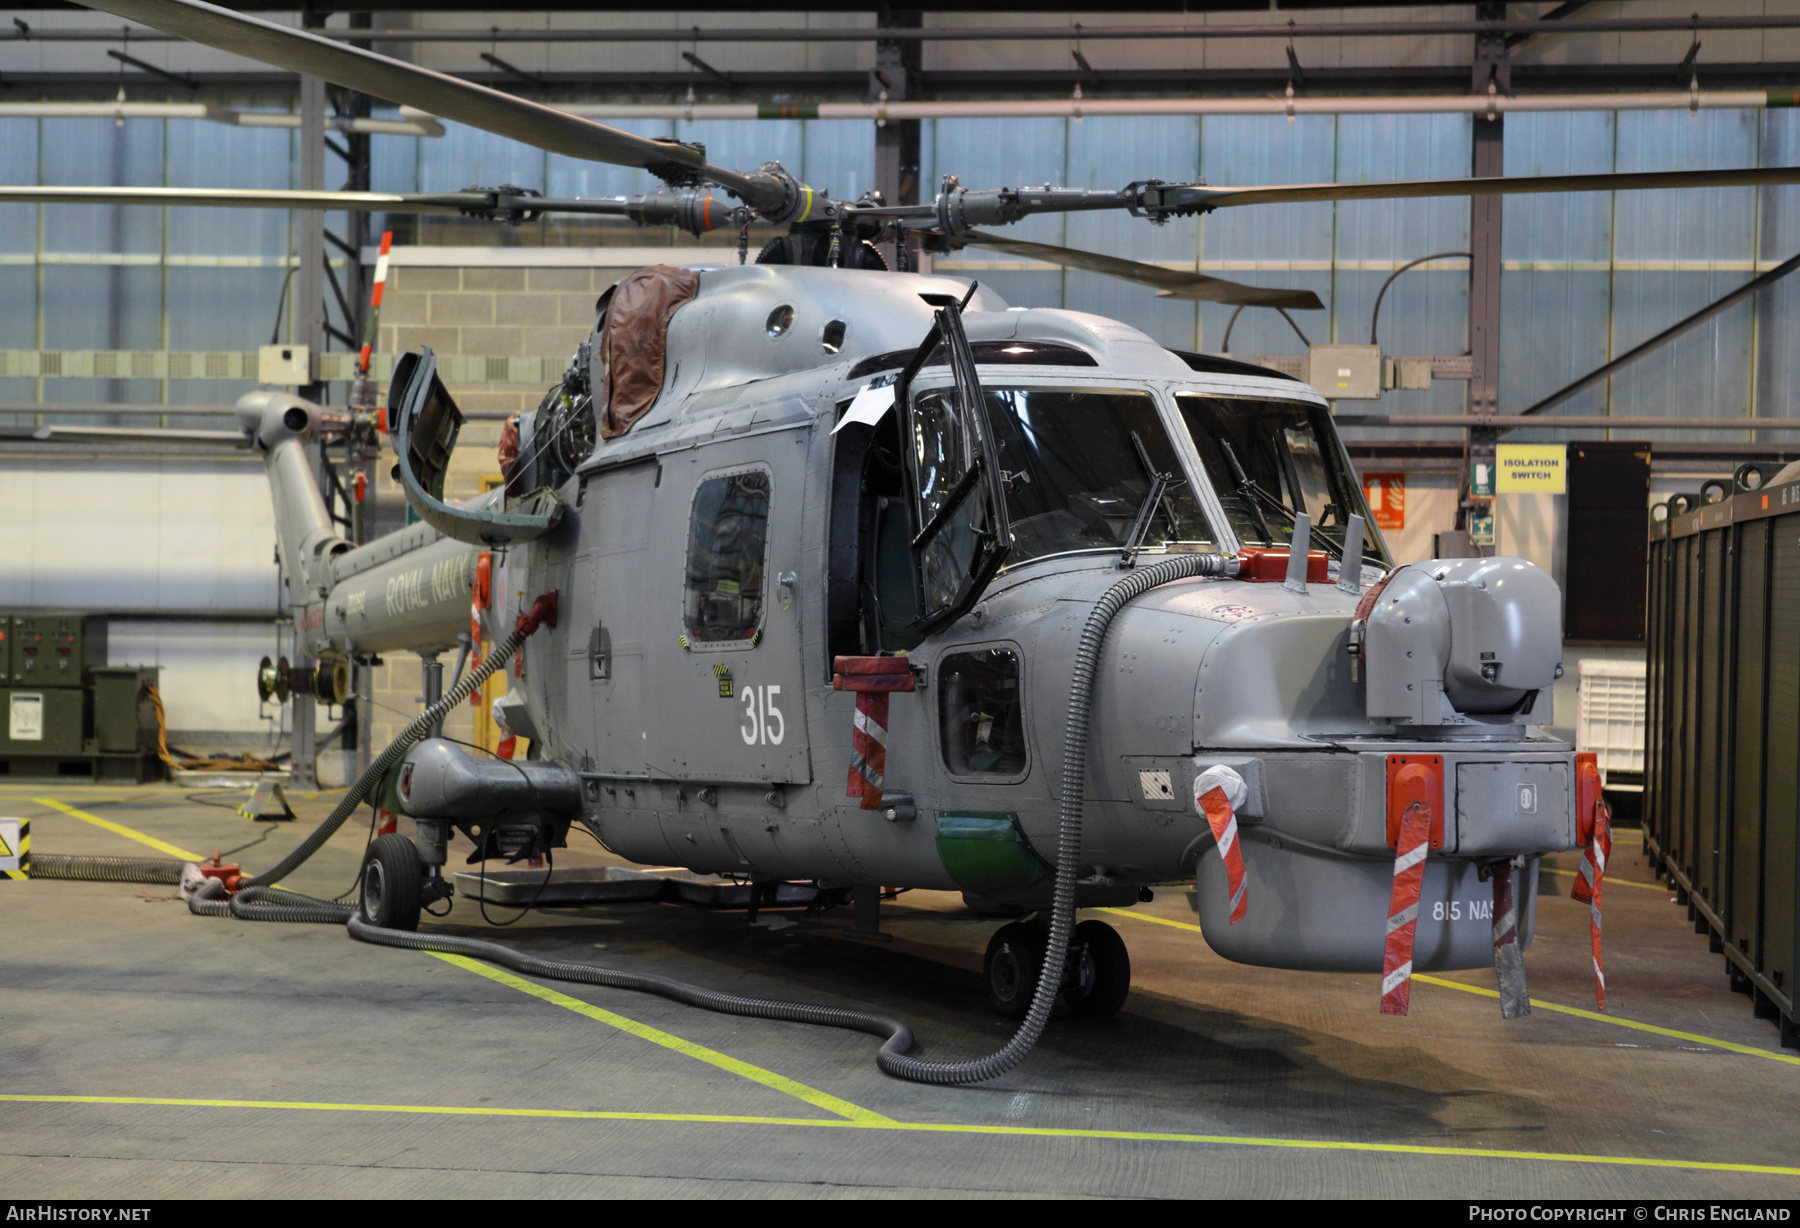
[847,691,888,811]
[833,656,913,812]
[1570,798,1612,1010]
[358,229,393,376]
[1489,859,1531,1018]
[1381,799,1432,1015]
[1198,786,1248,925]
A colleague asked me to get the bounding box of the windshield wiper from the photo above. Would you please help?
[1128,430,1183,536]
[1217,438,1343,562]
[1118,471,1171,568]
[1218,438,1279,547]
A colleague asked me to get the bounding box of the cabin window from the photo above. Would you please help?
[821,319,847,353]
[683,468,771,644]
[939,648,1028,776]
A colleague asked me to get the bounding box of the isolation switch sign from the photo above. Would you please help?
[9,692,43,742]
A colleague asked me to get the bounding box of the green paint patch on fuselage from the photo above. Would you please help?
[933,811,1050,896]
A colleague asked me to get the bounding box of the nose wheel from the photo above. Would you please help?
[360,832,424,932]
[983,917,1131,1020]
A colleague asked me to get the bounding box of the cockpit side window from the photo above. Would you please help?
[682,467,771,644]
[939,647,1028,777]
[1174,394,1388,564]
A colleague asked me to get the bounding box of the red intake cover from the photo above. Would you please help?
[1576,752,1602,847]
[832,655,916,693]
[1238,547,1330,584]
[1386,754,1445,850]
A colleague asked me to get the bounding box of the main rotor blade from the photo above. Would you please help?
[0,185,642,216]
[0,424,247,446]
[0,186,470,213]
[1179,165,1800,210]
[960,230,1324,309]
[866,165,1800,235]
[70,0,754,194]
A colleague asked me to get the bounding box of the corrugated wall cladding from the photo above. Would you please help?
[1,107,1797,440]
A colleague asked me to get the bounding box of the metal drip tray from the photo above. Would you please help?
[660,872,822,909]
[453,865,666,907]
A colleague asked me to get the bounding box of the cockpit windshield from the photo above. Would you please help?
[1174,394,1386,563]
[945,386,1217,566]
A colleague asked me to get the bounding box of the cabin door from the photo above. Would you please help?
[645,432,814,785]
[581,458,658,775]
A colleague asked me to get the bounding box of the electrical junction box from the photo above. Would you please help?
[10,612,106,687]
[92,666,160,754]
[1308,344,1382,400]
[1,688,88,756]
[259,343,311,386]
[1384,356,1434,390]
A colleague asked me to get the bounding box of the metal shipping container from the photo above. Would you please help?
[1647,483,1800,1046]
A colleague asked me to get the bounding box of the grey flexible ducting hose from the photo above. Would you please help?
[255,558,1228,1084]
[347,915,916,1059]
[176,562,1230,1085]
[239,601,552,891]
[188,878,357,923]
[878,552,1234,1085]
[29,854,184,884]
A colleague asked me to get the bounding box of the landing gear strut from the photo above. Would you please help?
[982,917,1131,1020]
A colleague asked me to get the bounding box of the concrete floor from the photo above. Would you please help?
[2,781,1798,1199]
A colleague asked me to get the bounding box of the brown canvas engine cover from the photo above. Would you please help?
[600,264,701,439]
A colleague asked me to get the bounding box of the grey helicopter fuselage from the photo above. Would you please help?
[239,261,1578,975]
[488,263,1576,974]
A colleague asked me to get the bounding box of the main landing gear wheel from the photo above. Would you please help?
[984,921,1044,1021]
[360,832,424,932]
[1065,919,1131,1018]
[983,918,1132,1020]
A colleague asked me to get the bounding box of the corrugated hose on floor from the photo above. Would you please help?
[29,853,185,884]
[230,594,559,899]
[345,915,916,1065]
[50,563,1232,1084]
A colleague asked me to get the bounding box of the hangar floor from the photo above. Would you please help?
[2,782,1797,1200]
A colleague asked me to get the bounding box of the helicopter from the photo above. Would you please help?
[23,0,1800,1080]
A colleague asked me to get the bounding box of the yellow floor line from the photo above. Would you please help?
[431,952,891,1125]
[1413,974,1800,1067]
[1096,907,1800,1068]
[3,1092,1796,1177]
[31,797,203,862]
[1540,867,1666,892]
[1094,908,1204,933]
